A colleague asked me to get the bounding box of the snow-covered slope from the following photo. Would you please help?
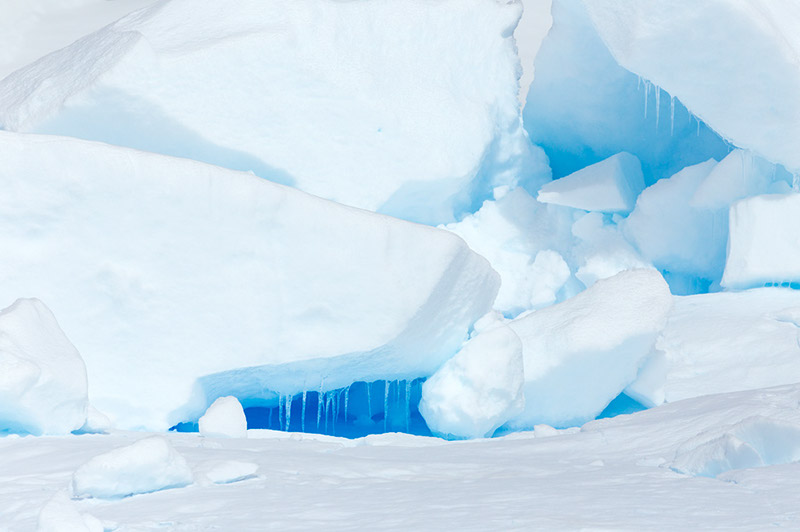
[0,131,498,430]
[0,0,549,225]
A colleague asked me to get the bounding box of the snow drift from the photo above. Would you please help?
[0,0,548,225]
[0,131,498,430]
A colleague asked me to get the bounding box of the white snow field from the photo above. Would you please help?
[4,0,800,528]
[2,385,800,529]
[0,0,549,225]
[0,131,498,431]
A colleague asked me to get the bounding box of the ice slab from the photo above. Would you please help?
[420,318,524,439]
[0,0,548,224]
[0,131,499,430]
[722,194,800,289]
[586,0,800,173]
[505,269,672,429]
[0,298,88,435]
[72,436,193,499]
[537,152,645,213]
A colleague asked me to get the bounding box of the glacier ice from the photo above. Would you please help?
[537,152,645,213]
[505,269,672,429]
[72,436,193,499]
[722,194,800,290]
[523,0,730,185]
[0,298,88,436]
[0,0,548,225]
[199,396,247,439]
[585,0,800,173]
[0,131,498,431]
[420,316,524,439]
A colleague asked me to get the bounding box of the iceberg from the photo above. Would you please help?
[0,0,548,224]
[0,131,498,430]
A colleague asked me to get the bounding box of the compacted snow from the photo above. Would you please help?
[2,0,800,528]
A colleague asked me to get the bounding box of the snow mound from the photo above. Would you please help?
[505,269,672,429]
[524,0,729,184]
[722,194,800,290]
[443,187,577,317]
[537,152,644,213]
[651,288,800,403]
[671,416,800,478]
[0,0,547,224]
[37,491,103,532]
[586,0,800,173]
[197,460,259,485]
[0,298,88,435]
[0,131,498,431]
[199,396,247,439]
[72,436,193,499]
[420,317,524,439]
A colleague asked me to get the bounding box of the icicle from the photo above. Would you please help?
[279,395,285,432]
[405,380,412,432]
[332,391,339,436]
[301,390,307,433]
[655,86,661,128]
[316,379,324,429]
[384,380,390,432]
[286,394,293,431]
[344,386,350,424]
[644,80,649,119]
[670,96,675,136]
[637,75,642,90]
[366,382,372,419]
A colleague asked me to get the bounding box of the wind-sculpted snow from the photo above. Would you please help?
[505,269,672,429]
[0,131,498,431]
[585,0,800,173]
[0,0,548,225]
[524,0,730,185]
[0,298,88,436]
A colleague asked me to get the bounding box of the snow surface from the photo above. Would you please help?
[198,397,247,439]
[5,385,800,529]
[0,298,88,436]
[537,151,645,213]
[0,131,498,430]
[506,269,672,428]
[0,0,549,225]
[586,0,800,172]
[71,436,193,500]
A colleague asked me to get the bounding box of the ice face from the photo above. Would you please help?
[0,0,547,225]
[585,0,800,174]
[523,0,730,186]
[0,132,499,431]
[0,298,88,436]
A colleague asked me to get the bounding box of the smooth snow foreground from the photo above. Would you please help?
[4,385,800,530]
[0,131,498,431]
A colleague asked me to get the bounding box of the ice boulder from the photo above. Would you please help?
[537,152,645,213]
[523,0,730,184]
[0,131,499,430]
[420,317,524,439]
[199,396,247,439]
[0,298,88,435]
[0,0,548,224]
[443,187,577,317]
[586,0,800,173]
[72,436,193,499]
[623,159,726,292]
[505,269,672,429]
[722,194,800,290]
[650,288,800,403]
